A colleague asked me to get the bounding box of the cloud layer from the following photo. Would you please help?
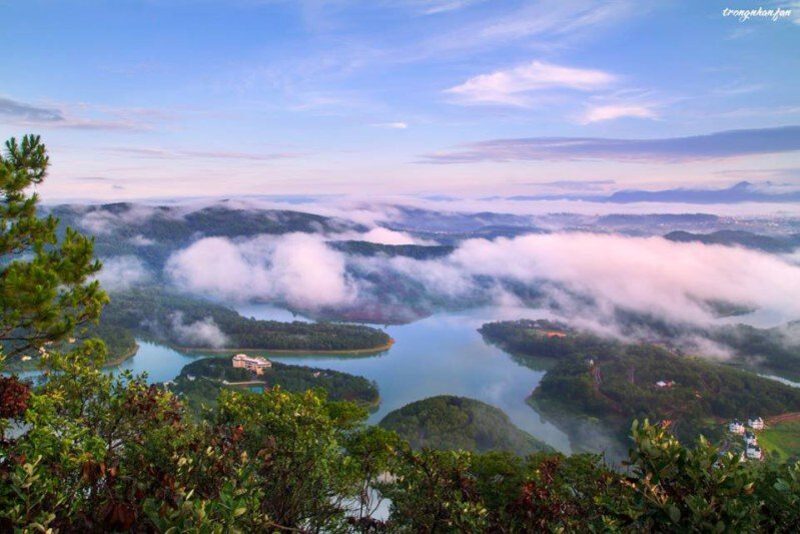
[423,126,800,163]
[169,312,229,348]
[94,255,152,291]
[165,233,356,310]
[163,230,800,330]
[446,60,615,106]
[580,104,657,124]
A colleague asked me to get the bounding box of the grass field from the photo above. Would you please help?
[759,420,800,461]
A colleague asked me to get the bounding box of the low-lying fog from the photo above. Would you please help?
[77,196,800,357]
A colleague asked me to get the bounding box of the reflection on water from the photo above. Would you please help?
[112,341,206,384]
[100,306,571,452]
[244,305,569,451]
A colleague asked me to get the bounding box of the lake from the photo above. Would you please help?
[111,305,572,452]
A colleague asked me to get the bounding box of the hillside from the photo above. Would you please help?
[50,203,364,271]
[533,338,800,445]
[379,395,551,456]
[712,322,800,380]
[480,320,800,452]
[479,319,607,363]
[481,317,800,384]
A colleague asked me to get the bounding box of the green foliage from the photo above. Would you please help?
[169,357,380,416]
[758,421,800,462]
[1,135,107,361]
[379,395,551,456]
[484,320,800,447]
[382,421,800,532]
[480,319,608,362]
[534,341,800,445]
[619,420,765,531]
[713,322,800,380]
[87,322,138,364]
[383,448,621,532]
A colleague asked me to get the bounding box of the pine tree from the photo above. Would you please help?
[0,134,107,362]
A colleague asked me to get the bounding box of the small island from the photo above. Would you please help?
[101,289,393,353]
[379,395,552,456]
[167,355,380,417]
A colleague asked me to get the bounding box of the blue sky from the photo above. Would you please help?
[1,0,799,200]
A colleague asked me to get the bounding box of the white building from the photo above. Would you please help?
[729,420,745,435]
[748,417,765,430]
[746,445,763,461]
[744,431,758,447]
[232,354,272,375]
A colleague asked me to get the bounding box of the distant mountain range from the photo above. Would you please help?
[665,230,800,253]
[506,181,800,204]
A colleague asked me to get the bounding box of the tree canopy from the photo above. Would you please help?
[1,135,106,360]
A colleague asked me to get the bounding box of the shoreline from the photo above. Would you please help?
[186,376,382,411]
[6,342,141,373]
[104,342,140,367]
[173,338,395,356]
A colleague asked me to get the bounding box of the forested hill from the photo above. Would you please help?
[379,395,551,456]
[102,290,392,351]
[51,202,364,242]
[480,320,800,448]
[479,319,605,361]
[48,203,365,272]
[481,317,800,383]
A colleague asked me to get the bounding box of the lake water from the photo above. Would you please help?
[20,302,797,454]
[108,305,572,452]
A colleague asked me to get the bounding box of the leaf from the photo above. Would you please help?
[668,504,681,523]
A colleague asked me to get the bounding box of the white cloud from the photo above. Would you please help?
[78,204,177,235]
[418,0,483,14]
[446,60,616,106]
[169,312,229,348]
[393,0,486,15]
[372,121,408,129]
[0,96,163,131]
[420,0,641,58]
[580,104,657,123]
[443,233,800,325]
[358,227,426,245]
[129,235,156,246]
[165,233,357,310]
[164,223,800,334]
[94,255,152,291]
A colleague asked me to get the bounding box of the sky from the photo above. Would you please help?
[1,0,799,201]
